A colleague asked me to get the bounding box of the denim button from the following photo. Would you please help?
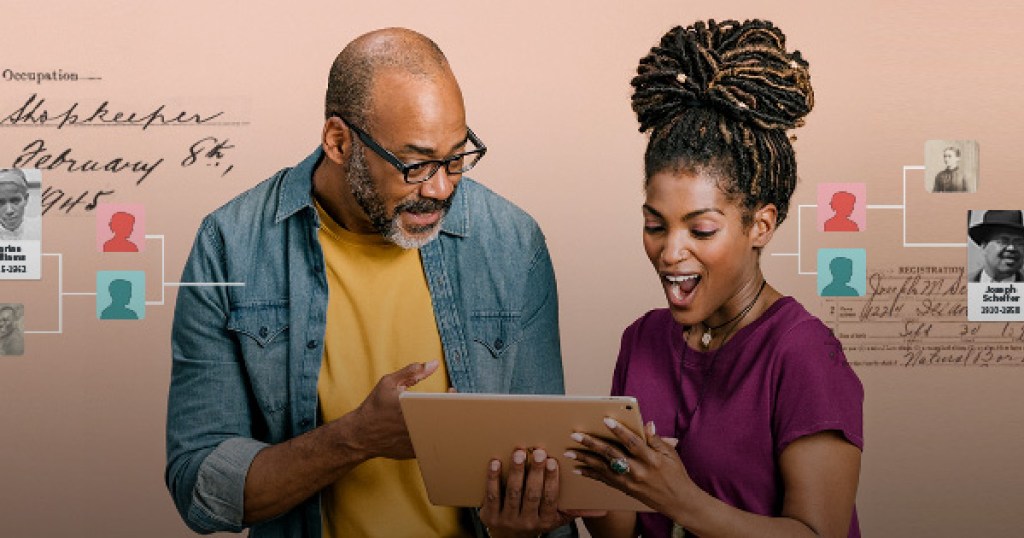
[494,338,504,350]
[258,326,269,338]
[306,340,318,349]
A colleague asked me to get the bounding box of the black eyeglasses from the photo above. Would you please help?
[335,115,487,184]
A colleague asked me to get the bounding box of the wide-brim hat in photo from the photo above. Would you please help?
[969,210,1024,245]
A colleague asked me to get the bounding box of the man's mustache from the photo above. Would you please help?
[396,196,453,215]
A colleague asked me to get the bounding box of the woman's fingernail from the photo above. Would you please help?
[647,421,657,436]
[490,459,500,471]
[572,469,583,475]
[546,458,558,471]
[570,432,584,443]
[604,417,619,429]
[563,450,577,460]
[513,450,527,464]
[533,449,547,463]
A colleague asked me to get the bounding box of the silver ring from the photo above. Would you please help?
[609,457,630,475]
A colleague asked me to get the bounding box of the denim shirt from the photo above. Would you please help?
[166,148,567,537]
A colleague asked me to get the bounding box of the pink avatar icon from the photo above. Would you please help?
[103,211,140,252]
[823,191,860,232]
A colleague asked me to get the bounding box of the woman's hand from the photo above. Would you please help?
[479,448,572,538]
[571,422,862,537]
[567,419,695,517]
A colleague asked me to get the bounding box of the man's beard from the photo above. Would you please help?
[345,139,454,249]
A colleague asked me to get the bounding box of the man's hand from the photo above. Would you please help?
[347,360,439,461]
[480,448,574,538]
[242,360,439,523]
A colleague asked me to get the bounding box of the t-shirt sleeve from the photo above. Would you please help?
[772,318,864,456]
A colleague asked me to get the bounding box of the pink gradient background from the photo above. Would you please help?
[1,2,1023,536]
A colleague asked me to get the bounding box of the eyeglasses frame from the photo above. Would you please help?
[334,115,487,184]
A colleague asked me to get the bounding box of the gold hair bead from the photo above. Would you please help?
[676,73,687,84]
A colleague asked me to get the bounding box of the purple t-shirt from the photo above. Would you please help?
[611,297,864,537]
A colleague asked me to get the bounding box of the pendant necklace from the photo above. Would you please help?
[698,279,767,348]
[672,279,768,538]
[678,278,768,440]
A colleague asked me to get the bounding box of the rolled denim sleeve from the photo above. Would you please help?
[511,230,565,394]
[165,217,266,533]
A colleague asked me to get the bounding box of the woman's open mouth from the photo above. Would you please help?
[664,273,700,308]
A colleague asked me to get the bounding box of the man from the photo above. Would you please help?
[0,305,24,355]
[968,210,1024,283]
[932,146,970,193]
[166,29,568,537]
[0,169,36,241]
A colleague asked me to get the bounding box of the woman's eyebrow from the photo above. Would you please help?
[642,204,724,220]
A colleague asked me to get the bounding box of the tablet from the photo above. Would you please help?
[399,392,652,512]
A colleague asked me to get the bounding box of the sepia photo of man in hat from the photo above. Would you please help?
[968,210,1024,283]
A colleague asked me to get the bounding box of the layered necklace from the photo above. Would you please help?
[671,280,769,538]
[677,278,768,439]
[697,279,767,349]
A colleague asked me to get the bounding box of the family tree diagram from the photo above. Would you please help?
[770,141,1024,368]
[11,202,242,342]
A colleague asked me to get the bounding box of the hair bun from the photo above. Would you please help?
[632,19,813,133]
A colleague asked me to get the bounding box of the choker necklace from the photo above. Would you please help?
[698,279,767,348]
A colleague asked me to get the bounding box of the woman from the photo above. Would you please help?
[567,20,864,537]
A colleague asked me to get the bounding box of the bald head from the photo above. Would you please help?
[325,28,452,127]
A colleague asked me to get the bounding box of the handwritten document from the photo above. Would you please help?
[1,92,245,215]
[823,265,1024,367]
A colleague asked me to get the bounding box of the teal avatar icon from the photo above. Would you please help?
[96,271,146,320]
[817,248,866,297]
[821,257,859,296]
[101,279,139,320]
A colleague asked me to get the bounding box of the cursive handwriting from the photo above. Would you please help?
[12,139,163,184]
[41,186,115,215]
[903,345,1024,367]
[182,136,235,176]
[0,93,226,130]
[827,265,1024,368]
[860,270,966,321]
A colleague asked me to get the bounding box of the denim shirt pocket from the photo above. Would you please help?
[470,310,522,359]
[226,302,290,416]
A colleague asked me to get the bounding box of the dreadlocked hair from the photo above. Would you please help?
[631,19,813,226]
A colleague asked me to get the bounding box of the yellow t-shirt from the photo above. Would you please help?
[315,203,468,538]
